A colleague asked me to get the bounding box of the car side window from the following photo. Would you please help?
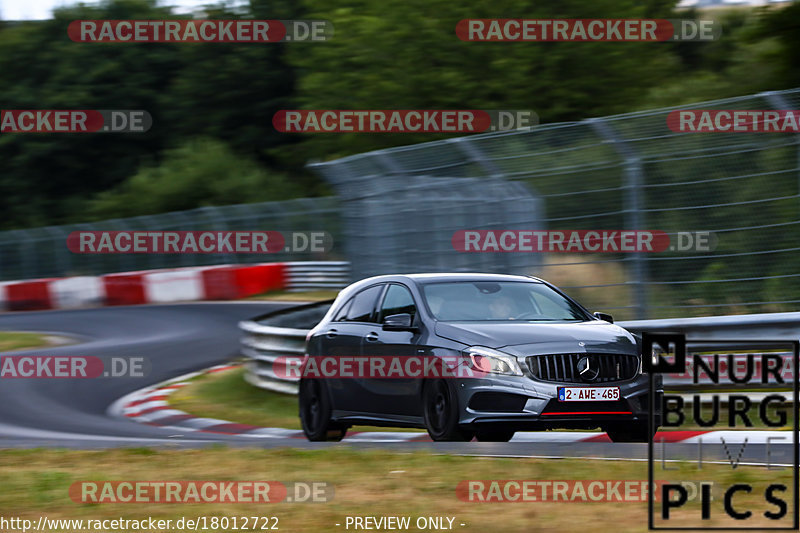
[345,285,384,323]
[332,298,353,322]
[379,284,417,322]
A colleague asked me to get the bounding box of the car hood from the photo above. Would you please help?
[434,321,637,356]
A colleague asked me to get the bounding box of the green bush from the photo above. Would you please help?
[85,138,303,219]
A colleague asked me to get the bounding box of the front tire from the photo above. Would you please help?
[299,379,347,442]
[604,421,655,443]
[422,380,473,441]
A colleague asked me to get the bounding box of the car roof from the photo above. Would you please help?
[351,273,544,287]
[405,273,541,283]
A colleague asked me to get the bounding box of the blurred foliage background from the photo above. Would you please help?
[0,0,799,230]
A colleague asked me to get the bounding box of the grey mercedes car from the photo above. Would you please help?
[299,273,662,442]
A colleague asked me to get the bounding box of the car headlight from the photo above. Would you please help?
[640,344,664,374]
[465,346,523,376]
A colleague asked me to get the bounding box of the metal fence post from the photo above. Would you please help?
[451,137,546,274]
[588,118,648,319]
[199,206,235,266]
[42,226,69,277]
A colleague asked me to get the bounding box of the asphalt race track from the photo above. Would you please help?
[0,302,288,447]
[0,302,792,466]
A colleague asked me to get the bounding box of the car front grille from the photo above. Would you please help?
[526,353,640,383]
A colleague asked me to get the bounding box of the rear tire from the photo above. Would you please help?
[474,429,515,442]
[422,380,473,441]
[299,379,347,442]
[604,421,655,443]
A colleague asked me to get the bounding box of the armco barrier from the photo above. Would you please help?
[0,261,350,312]
[618,312,800,341]
[285,261,350,291]
[241,306,800,395]
[240,300,334,394]
[620,314,800,389]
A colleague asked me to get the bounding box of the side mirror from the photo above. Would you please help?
[382,313,416,331]
[593,312,614,324]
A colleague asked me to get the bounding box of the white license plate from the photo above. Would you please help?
[558,386,620,402]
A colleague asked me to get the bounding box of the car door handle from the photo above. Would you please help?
[365,332,379,342]
[325,329,338,338]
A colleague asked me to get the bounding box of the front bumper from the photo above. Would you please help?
[456,373,663,430]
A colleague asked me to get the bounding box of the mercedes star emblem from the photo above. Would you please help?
[576,356,600,382]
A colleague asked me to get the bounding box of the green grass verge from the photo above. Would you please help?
[0,447,793,532]
[245,290,339,302]
[169,367,417,432]
[170,367,302,429]
[0,331,56,352]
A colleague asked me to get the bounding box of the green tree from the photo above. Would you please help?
[283,0,682,161]
[0,0,309,229]
[0,0,181,228]
[85,137,302,218]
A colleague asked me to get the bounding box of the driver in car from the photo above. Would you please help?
[488,294,517,319]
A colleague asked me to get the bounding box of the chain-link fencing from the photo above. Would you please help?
[2,89,799,320]
[0,197,342,281]
[310,89,800,320]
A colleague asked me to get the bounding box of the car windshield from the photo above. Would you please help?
[422,281,590,322]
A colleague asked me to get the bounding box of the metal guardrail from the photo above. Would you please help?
[619,312,800,341]
[241,305,800,395]
[240,300,333,394]
[285,261,350,291]
[620,314,800,390]
[240,262,348,394]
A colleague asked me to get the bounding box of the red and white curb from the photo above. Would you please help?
[108,364,432,441]
[0,261,290,311]
[109,365,791,444]
[108,364,301,439]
